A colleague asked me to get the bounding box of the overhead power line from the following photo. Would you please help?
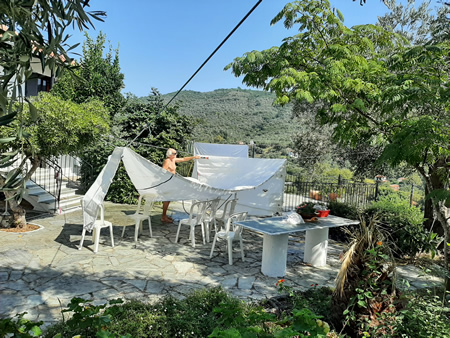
[127,0,263,147]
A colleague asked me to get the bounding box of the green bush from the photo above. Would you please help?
[396,291,450,338]
[328,201,360,242]
[6,285,446,338]
[108,288,242,337]
[292,286,333,322]
[39,287,343,337]
[328,200,360,219]
[79,91,197,204]
[0,313,43,338]
[365,194,437,257]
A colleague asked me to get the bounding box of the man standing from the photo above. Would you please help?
[161,148,200,222]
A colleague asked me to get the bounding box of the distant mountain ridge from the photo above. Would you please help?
[160,88,297,147]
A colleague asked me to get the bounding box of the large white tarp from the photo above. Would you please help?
[195,156,286,216]
[194,142,248,158]
[82,147,286,230]
[82,147,123,231]
[192,142,248,179]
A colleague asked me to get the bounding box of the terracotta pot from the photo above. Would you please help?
[328,193,339,201]
[309,190,322,200]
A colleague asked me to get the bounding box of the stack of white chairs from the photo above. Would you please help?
[202,197,221,242]
[175,200,208,247]
[79,201,114,254]
[122,195,154,245]
[214,198,238,229]
[209,211,248,265]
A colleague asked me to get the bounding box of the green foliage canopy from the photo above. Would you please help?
[28,93,110,156]
[0,0,105,225]
[227,0,449,286]
[52,32,125,115]
[81,90,197,204]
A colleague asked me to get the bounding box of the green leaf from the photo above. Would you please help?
[27,100,38,121]
[0,137,16,144]
[336,9,345,22]
[0,112,17,126]
[19,54,30,63]
[30,325,43,336]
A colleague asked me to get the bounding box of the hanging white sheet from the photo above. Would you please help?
[195,156,286,216]
[192,142,249,179]
[194,142,248,158]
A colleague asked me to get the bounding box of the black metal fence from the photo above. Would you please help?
[283,174,378,211]
[29,158,62,212]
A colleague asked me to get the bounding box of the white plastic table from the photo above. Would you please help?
[235,215,359,277]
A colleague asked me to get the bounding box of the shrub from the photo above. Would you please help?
[333,217,400,337]
[365,194,437,257]
[396,290,450,338]
[43,297,126,338]
[328,201,360,242]
[105,287,238,337]
[0,313,43,338]
[328,201,359,219]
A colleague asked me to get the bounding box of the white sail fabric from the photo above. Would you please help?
[82,147,286,230]
[82,147,123,231]
[121,147,235,200]
[195,156,287,216]
[194,142,248,158]
[192,142,248,179]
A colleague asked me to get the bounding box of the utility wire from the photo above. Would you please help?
[127,0,263,147]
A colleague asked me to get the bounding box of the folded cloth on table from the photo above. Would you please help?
[282,212,304,225]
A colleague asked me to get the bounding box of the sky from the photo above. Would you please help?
[67,0,442,97]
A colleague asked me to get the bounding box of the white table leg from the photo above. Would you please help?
[304,228,329,266]
[261,233,289,277]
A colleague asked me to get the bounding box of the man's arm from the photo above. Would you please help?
[175,155,201,163]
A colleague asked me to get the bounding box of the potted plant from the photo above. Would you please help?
[295,202,318,220]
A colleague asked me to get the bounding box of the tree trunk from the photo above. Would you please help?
[416,163,449,292]
[423,185,443,235]
[3,191,26,228]
[434,201,450,292]
[0,155,40,228]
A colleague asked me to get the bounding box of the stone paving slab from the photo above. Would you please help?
[0,201,444,328]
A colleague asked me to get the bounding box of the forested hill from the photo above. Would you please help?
[160,89,297,147]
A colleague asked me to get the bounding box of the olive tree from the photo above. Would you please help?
[0,92,109,226]
[0,0,105,226]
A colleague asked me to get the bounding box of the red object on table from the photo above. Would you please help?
[317,210,330,218]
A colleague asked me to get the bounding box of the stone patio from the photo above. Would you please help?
[0,201,444,328]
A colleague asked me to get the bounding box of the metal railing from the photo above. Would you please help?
[55,154,94,192]
[29,157,62,212]
[283,174,377,211]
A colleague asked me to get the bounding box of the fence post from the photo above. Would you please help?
[375,180,379,201]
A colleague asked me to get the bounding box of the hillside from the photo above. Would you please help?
[160,89,297,148]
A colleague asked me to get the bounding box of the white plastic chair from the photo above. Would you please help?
[79,202,114,253]
[209,211,248,265]
[214,198,238,230]
[175,200,208,247]
[202,197,221,243]
[122,195,154,245]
